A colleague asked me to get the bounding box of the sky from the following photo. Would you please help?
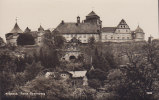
[0,0,158,41]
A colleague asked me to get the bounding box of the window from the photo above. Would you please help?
[118,30,120,32]
[122,37,125,39]
[111,37,113,39]
[127,37,129,39]
[117,37,120,39]
[84,35,86,38]
[71,34,73,38]
[61,74,66,76]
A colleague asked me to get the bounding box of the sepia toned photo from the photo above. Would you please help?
[0,0,158,100]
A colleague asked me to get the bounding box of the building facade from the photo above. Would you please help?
[6,11,145,46]
[54,11,145,43]
[5,22,46,46]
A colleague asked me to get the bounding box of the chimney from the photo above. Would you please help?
[61,20,64,24]
[77,16,80,23]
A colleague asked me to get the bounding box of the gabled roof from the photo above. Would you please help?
[10,22,23,33]
[102,27,116,33]
[68,71,87,78]
[118,19,127,25]
[116,19,130,29]
[55,22,100,34]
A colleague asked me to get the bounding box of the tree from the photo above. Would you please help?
[17,33,35,45]
[15,61,44,86]
[113,42,159,100]
[88,79,101,89]
[88,36,95,49]
[13,76,74,100]
[43,29,65,49]
[0,37,5,47]
[87,69,107,81]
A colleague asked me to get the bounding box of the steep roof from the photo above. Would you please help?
[38,25,44,32]
[135,25,144,33]
[24,27,31,33]
[55,22,100,34]
[102,27,116,33]
[10,22,23,33]
[87,11,99,17]
[118,19,127,25]
[116,19,130,29]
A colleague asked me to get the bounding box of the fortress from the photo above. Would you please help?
[5,11,145,46]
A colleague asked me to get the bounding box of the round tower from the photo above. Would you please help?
[134,25,145,41]
[5,21,23,46]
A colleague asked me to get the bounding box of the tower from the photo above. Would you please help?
[37,25,45,46]
[134,25,145,41]
[84,11,102,29]
[5,19,23,46]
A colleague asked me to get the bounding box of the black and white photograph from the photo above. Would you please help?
[0,0,158,100]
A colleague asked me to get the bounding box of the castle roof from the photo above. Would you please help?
[116,19,130,29]
[87,11,99,17]
[24,27,31,33]
[118,19,127,25]
[10,22,23,33]
[135,25,144,33]
[55,22,100,34]
[38,25,44,31]
[102,27,116,33]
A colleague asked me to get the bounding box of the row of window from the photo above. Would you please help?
[65,34,98,38]
[120,25,127,28]
[105,36,130,40]
[117,29,129,33]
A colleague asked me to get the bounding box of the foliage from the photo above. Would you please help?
[0,37,5,47]
[43,30,66,49]
[15,61,44,86]
[88,36,95,49]
[87,69,107,81]
[17,33,35,45]
[14,76,74,100]
[88,79,101,89]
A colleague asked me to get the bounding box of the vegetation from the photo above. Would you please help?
[1,33,159,100]
[17,33,35,45]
